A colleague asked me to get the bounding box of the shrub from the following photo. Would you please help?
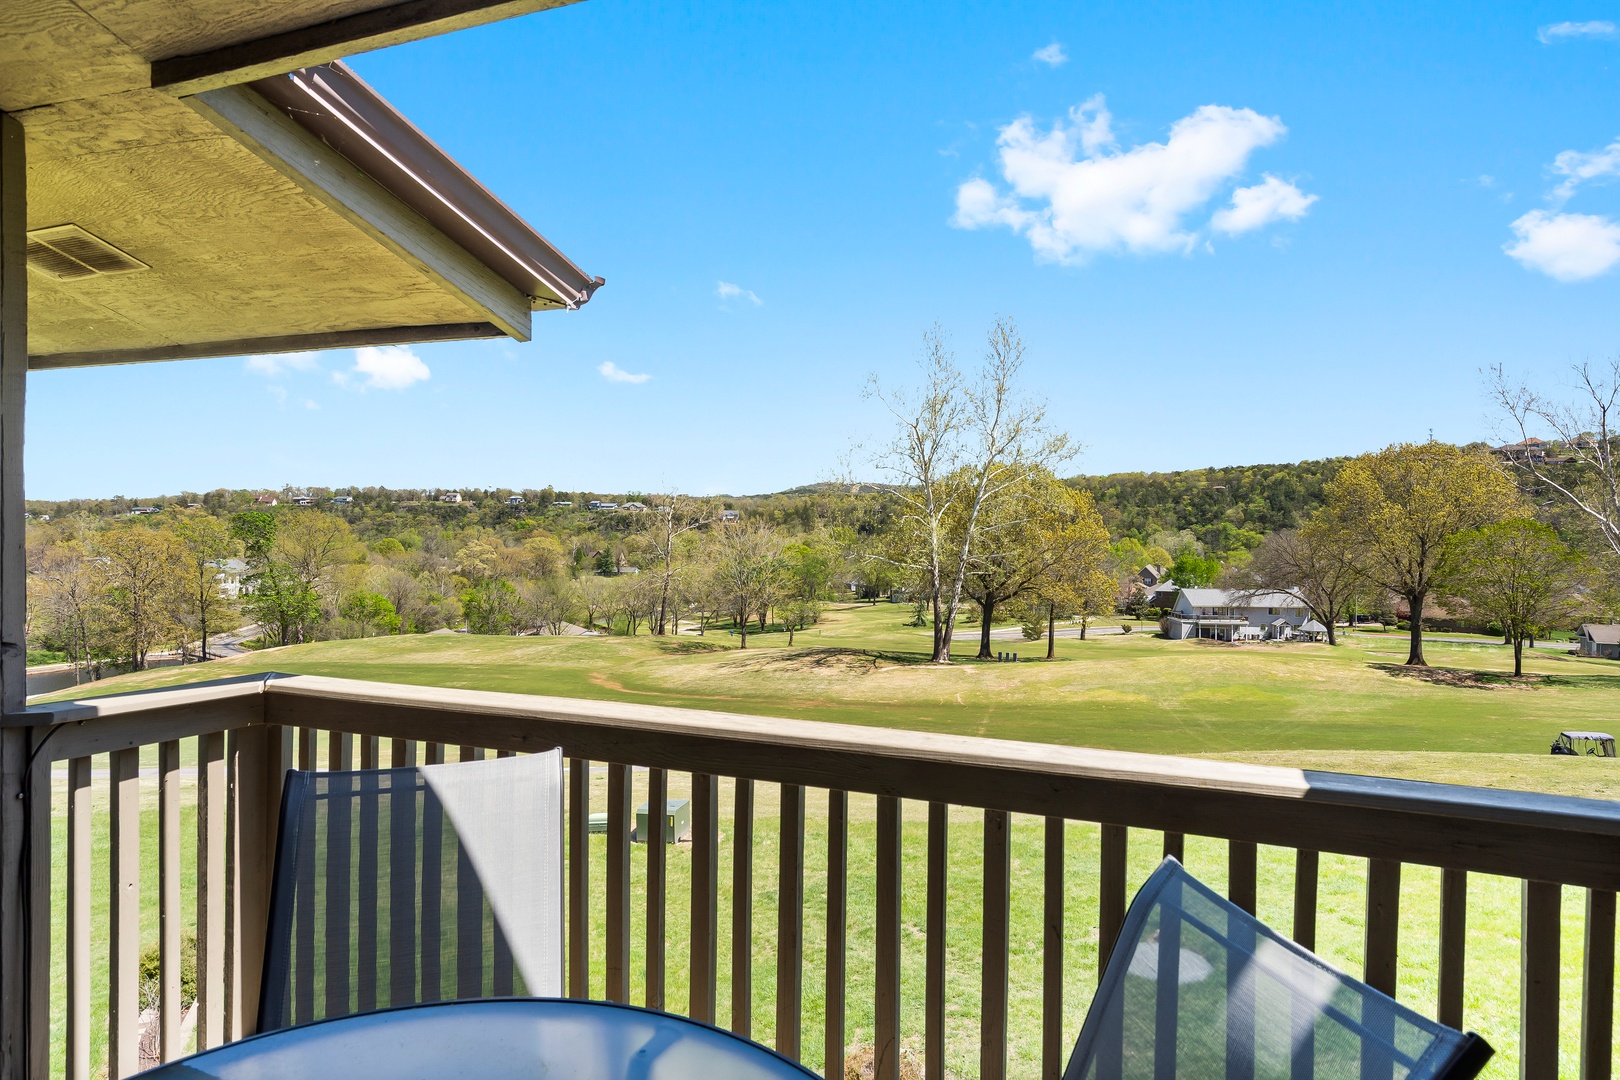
[138,933,197,1010]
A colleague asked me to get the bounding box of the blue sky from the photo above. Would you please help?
[28,2,1620,498]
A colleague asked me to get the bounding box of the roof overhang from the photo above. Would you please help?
[3,0,600,370]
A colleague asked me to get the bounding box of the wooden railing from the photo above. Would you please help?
[8,672,1620,1079]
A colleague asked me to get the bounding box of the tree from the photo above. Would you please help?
[338,590,400,637]
[1439,519,1585,676]
[1324,442,1521,665]
[1167,551,1221,587]
[961,471,1108,659]
[30,540,106,682]
[707,523,784,648]
[172,513,234,661]
[866,318,1073,663]
[97,525,181,669]
[1228,523,1365,646]
[462,579,520,634]
[641,495,711,634]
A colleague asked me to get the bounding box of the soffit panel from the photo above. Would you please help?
[0,0,149,111]
[23,89,480,358]
[72,0,394,63]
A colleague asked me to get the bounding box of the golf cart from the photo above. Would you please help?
[1551,731,1617,757]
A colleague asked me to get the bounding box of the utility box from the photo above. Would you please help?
[634,799,691,844]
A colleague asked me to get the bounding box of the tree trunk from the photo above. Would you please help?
[1514,636,1524,676]
[1080,618,1088,641]
[977,599,996,659]
[788,627,795,646]
[1046,603,1056,660]
[1405,592,1427,666]
[1325,617,1336,646]
[931,590,948,663]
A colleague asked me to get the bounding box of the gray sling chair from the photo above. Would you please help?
[1066,858,1494,1080]
[257,749,564,1031]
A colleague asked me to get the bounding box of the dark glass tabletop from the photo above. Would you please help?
[139,999,820,1079]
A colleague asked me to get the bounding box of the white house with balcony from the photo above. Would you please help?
[1161,587,1312,641]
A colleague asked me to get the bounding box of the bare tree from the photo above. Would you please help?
[1227,524,1366,646]
[707,523,784,648]
[1489,361,1620,557]
[643,494,711,634]
[865,318,1074,663]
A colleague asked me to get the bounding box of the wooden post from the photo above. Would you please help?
[1521,880,1561,1080]
[1582,889,1615,1080]
[110,748,141,1078]
[925,803,947,1080]
[690,773,719,1023]
[981,809,1011,1080]
[646,768,667,1011]
[568,757,589,998]
[825,789,848,1078]
[197,732,227,1049]
[875,796,902,1080]
[0,107,32,1080]
[605,763,631,1004]
[160,741,183,1061]
[230,725,291,1036]
[776,783,805,1059]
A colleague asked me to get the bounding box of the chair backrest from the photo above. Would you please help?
[1066,858,1493,1080]
[258,749,564,1032]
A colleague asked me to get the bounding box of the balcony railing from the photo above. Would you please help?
[7,672,1620,1080]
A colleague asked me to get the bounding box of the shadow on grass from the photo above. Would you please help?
[1372,662,1620,691]
[716,646,934,673]
[652,639,731,656]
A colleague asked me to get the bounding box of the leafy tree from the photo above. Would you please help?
[1228,524,1365,646]
[1439,519,1585,675]
[462,579,520,634]
[243,563,323,647]
[338,590,400,637]
[97,525,181,669]
[1325,442,1521,665]
[1168,552,1221,587]
[30,540,107,682]
[172,512,235,661]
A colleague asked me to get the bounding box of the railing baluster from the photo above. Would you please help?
[691,773,720,1024]
[458,744,483,762]
[777,783,805,1059]
[1521,880,1562,1080]
[109,746,141,1078]
[606,763,631,1003]
[568,757,590,998]
[826,789,848,1078]
[925,802,947,1080]
[298,727,314,771]
[1162,831,1184,863]
[875,796,902,1080]
[1293,849,1319,951]
[197,732,226,1048]
[391,738,416,767]
[328,730,352,772]
[981,809,1011,1080]
[732,778,754,1037]
[67,756,91,1080]
[159,740,182,1061]
[1438,868,1467,1028]
[1043,816,1065,1080]
[424,742,444,765]
[1098,823,1127,977]
[1583,889,1615,1080]
[360,735,379,770]
[1228,839,1258,915]
[388,746,417,1008]
[1364,858,1400,996]
[646,767,667,1011]
[357,770,381,1011]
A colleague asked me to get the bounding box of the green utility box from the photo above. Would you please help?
[634,799,691,844]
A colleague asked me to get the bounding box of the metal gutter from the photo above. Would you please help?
[247,61,603,311]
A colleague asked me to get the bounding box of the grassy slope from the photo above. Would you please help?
[45,606,1620,1079]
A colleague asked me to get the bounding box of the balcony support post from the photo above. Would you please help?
[0,107,39,1080]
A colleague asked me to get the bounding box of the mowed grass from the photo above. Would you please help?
[40,605,1620,1079]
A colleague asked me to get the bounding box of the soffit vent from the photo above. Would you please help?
[26,225,147,281]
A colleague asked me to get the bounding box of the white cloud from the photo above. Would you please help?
[1504,210,1620,280]
[336,345,430,390]
[1538,20,1617,42]
[716,281,762,306]
[1032,42,1068,67]
[245,351,319,377]
[952,96,1304,261]
[1551,137,1620,201]
[1212,174,1319,234]
[598,361,651,384]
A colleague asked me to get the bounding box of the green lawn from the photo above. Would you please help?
[41,606,1620,1079]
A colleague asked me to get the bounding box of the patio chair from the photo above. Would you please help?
[258,749,564,1032]
[1066,858,1493,1080]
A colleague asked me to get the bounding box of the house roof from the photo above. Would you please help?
[5,0,598,368]
[1300,620,1327,633]
[1582,624,1620,645]
[1177,588,1303,609]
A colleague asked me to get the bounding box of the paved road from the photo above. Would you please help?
[988,624,1578,651]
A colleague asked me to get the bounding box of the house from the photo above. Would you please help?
[720,509,741,522]
[1162,588,1311,641]
[553,500,573,508]
[622,501,647,512]
[212,558,250,599]
[330,496,353,505]
[254,494,279,507]
[1578,624,1620,659]
[506,495,525,506]
[1143,580,1179,609]
[291,496,315,507]
[1139,564,1168,588]
[439,492,462,504]
[127,506,160,516]
[590,501,619,511]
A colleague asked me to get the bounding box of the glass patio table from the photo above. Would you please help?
[139,999,820,1079]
